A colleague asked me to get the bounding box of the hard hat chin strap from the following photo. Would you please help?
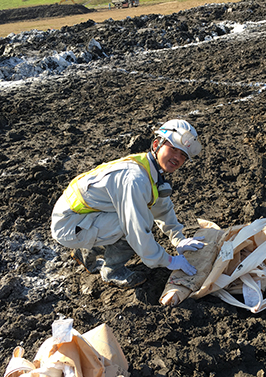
[151,137,165,158]
[148,152,172,197]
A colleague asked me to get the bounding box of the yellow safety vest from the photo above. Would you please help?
[63,153,159,214]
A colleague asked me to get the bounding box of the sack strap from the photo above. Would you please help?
[214,273,266,313]
[215,240,266,289]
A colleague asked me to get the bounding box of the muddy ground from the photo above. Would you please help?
[0,1,266,376]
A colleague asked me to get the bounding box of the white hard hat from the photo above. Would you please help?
[154,119,202,161]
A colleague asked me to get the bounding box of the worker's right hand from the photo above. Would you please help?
[167,255,197,276]
[176,236,205,254]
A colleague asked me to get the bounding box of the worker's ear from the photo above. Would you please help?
[152,139,159,151]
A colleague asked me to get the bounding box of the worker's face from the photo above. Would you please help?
[154,140,188,173]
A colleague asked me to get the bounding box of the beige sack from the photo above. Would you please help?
[83,323,129,377]
[160,218,266,313]
[193,218,266,313]
[4,347,37,377]
[4,323,130,377]
[159,222,224,306]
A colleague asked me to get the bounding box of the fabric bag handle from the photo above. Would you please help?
[215,240,266,289]
[215,273,266,313]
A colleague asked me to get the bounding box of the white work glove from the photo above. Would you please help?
[176,236,205,254]
[167,255,197,276]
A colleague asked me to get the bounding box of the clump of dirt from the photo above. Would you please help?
[0,1,266,376]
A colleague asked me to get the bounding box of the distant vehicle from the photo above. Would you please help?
[112,0,139,8]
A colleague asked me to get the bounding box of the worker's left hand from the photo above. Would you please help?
[176,236,205,254]
[167,255,197,275]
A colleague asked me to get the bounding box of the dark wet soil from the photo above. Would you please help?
[0,1,266,376]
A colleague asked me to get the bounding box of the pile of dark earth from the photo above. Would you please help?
[0,3,96,25]
[0,1,266,376]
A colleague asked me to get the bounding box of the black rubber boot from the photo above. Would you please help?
[100,239,146,289]
[71,246,105,274]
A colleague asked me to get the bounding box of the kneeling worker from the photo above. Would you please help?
[51,119,204,289]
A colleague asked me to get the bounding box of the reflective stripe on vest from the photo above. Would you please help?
[63,153,159,214]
